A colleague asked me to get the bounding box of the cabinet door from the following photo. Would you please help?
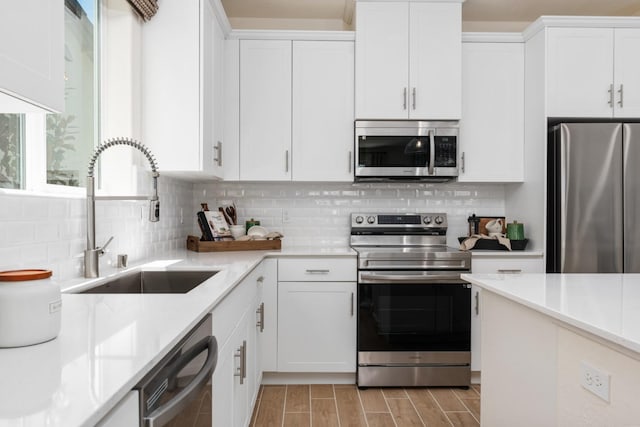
[201,0,223,176]
[211,309,252,427]
[205,0,225,177]
[613,28,640,118]
[355,2,409,119]
[0,0,64,112]
[292,41,354,181]
[212,340,234,427]
[240,40,292,181]
[470,285,481,372]
[547,27,614,118]
[459,42,524,182]
[142,0,224,177]
[278,282,356,372]
[409,2,461,120]
[260,259,278,372]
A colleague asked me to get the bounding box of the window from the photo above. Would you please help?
[46,0,98,188]
[0,114,24,189]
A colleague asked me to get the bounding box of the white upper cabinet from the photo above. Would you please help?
[0,0,64,112]
[240,40,292,181]
[613,28,640,118]
[292,41,354,181]
[239,38,355,182]
[459,41,524,182]
[547,27,640,118]
[355,1,462,120]
[142,0,225,178]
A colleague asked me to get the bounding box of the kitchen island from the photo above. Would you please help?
[0,247,355,427]
[462,273,640,427]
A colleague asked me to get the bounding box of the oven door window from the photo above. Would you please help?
[357,135,429,168]
[358,284,470,352]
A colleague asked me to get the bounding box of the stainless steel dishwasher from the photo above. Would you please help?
[135,314,217,427]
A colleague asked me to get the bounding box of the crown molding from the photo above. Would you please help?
[524,15,640,41]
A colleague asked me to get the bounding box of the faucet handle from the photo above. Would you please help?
[98,236,114,256]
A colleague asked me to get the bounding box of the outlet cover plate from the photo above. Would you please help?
[580,361,610,403]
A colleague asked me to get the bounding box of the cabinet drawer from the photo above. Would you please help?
[471,256,543,274]
[278,257,356,282]
[212,264,262,348]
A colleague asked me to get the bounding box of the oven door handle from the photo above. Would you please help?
[359,272,468,284]
[144,336,218,427]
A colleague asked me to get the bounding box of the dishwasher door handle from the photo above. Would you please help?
[144,336,218,427]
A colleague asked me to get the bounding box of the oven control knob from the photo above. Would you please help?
[367,216,376,224]
[355,215,364,224]
[423,216,432,225]
[434,216,444,225]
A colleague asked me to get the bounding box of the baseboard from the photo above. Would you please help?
[261,372,356,385]
[471,370,481,385]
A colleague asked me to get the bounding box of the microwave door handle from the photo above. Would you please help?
[144,336,218,427]
[428,130,435,175]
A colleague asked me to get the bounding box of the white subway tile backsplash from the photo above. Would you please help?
[0,176,193,279]
[193,181,506,248]
[1,178,506,278]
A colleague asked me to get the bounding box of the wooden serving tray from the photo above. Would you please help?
[186,235,282,252]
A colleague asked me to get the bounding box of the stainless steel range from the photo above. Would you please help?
[350,212,472,388]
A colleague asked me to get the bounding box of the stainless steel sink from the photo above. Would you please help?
[81,270,218,294]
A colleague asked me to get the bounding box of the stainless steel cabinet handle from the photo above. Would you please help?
[403,88,407,110]
[475,291,479,316]
[144,337,218,427]
[256,302,265,332]
[618,84,624,107]
[285,150,289,173]
[461,152,466,173]
[412,87,416,110]
[350,292,354,317]
[497,269,522,274]
[305,269,330,274]
[348,151,352,173]
[608,84,614,108]
[234,341,246,384]
[213,141,222,167]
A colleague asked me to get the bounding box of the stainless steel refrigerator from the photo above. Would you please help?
[547,122,640,273]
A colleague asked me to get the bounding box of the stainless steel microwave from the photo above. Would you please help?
[354,120,459,182]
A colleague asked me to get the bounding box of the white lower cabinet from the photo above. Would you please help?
[277,257,357,373]
[278,281,357,372]
[469,255,544,374]
[96,390,139,427]
[212,261,268,427]
[259,259,278,373]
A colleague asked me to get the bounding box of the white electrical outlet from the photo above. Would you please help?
[180,208,184,224]
[282,209,290,224]
[580,361,610,402]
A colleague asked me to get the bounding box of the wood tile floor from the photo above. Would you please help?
[250,384,481,427]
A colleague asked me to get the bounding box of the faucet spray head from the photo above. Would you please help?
[149,173,160,222]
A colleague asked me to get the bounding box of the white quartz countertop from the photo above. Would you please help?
[462,273,640,355]
[0,247,355,427]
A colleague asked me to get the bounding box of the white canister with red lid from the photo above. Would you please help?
[0,270,61,347]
